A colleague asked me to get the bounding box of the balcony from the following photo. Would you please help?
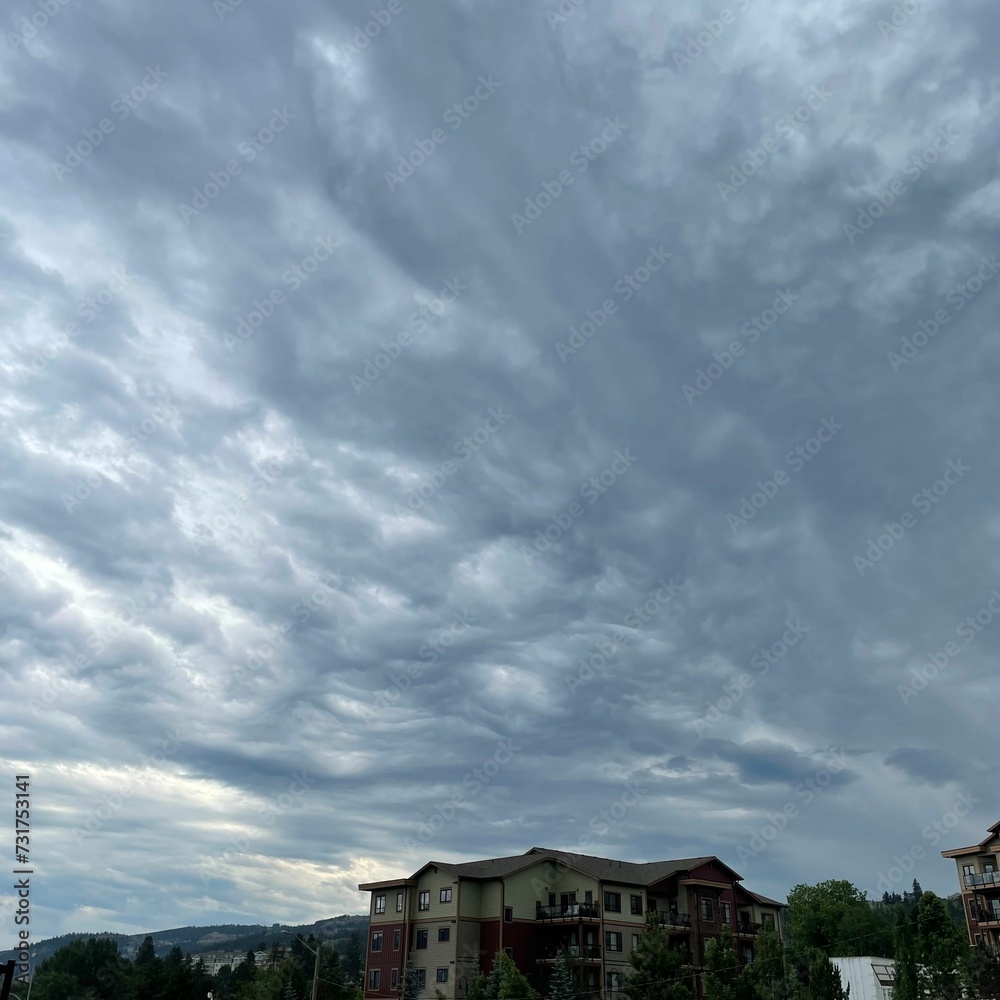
[965,872,1000,888]
[646,911,692,929]
[537,944,602,962]
[536,903,601,920]
[736,922,763,936]
[976,910,1000,926]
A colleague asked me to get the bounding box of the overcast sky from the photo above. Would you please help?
[1,0,999,940]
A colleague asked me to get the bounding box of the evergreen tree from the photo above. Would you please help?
[803,952,848,1000]
[914,892,965,1000]
[548,950,575,1000]
[891,910,918,1000]
[622,918,694,1000]
[744,927,788,1000]
[703,928,751,1000]
[403,957,423,1000]
[343,934,362,988]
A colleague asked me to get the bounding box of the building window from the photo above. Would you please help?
[393,931,401,951]
[504,907,513,922]
[439,928,450,943]
[415,970,426,991]
[369,971,381,990]
[632,934,640,950]
[397,892,404,912]
[372,932,383,952]
[585,970,597,989]
[631,894,643,915]
[606,932,623,952]
[607,971,625,991]
[964,864,976,877]
[700,898,713,921]
[504,948,513,958]
[441,888,453,903]
[585,890,593,904]
[436,969,449,983]
[419,891,430,911]
[721,902,730,923]
[647,896,656,912]
[416,930,428,949]
[376,895,386,914]
[391,970,399,990]
[761,914,775,930]
[604,891,622,913]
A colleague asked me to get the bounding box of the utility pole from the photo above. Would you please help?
[312,939,321,1000]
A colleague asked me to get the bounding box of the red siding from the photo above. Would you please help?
[364,922,405,999]
[502,921,538,971]
[479,920,501,970]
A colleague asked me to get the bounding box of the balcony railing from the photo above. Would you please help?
[536,902,601,920]
[646,911,692,928]
[965,872,1000,888]
[736,922,763,935]
[538,944,602,961]
[976,910,1000,926]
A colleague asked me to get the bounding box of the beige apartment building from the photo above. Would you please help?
[942,820,1000,950]
[358,847,784,1000]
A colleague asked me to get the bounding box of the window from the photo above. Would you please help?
[585,970,597,989]
[369,971,381,990]
[721,902,731,923]
[604,891,622,913]
[415,970,426,991]
[964,864,976,876]
[504,907,513,922]
[607,971,625,991]
[391,970,399,990]
[440,888,453,903]
[605,932,623,952]
[376,895,386,914]
[647,896,656,912]
[419,891,430,911]
[438,928,450,942]
[436,969,449,984]
[700,898,714,921]
[631,934,640,950]
[585,890,593,904]
[397,892,404,912]
[393,930,401,951]
[372,932,384,952]
[416,930,428,949]
[503,947,513,958]
[761,914,775,929]
[631,894,643,915]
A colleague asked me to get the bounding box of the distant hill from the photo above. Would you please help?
[0,914,369,967]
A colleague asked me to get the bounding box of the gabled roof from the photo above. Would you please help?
[523,847,725,886]
[744,887,786,909]
[941,821,1000,858]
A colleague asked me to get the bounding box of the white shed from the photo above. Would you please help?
[829,956,896,1000]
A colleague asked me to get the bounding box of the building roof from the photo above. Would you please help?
[941,821,1000,858]
[360,847,790,900]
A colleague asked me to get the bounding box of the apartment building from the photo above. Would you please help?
[358,847,784,1000]
[942,820,1000,950]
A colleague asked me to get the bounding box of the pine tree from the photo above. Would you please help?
[804,952,848,1000]
[914,892,964,1000]
[703,928,750,1000]
[622,918,694,1000]
[548,950,576,1000]
[891,909,918,1000]
[744,927,788,1000]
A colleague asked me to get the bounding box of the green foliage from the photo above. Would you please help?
[744,927,790,1000]
[548,950,575,1000]
[342,933,362,989]
[467,952,538,1000]
[622,918,694,1000]
[785,881,892,959]
[965,941,1000,999]
[914,892,965,1000]
[803,952,848,1000]
[703,928,752,1000]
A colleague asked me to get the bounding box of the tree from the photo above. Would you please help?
[703,928,752,1000]
[548,950,575,1000]
[891,909,918,1000]
[914,892,965,1000]
[467,953,537,1000]
[623,918,694,1000]
[343,933,362,989]
[744,927,789,1000]
[403,957,423,1000]
[803,952,848,1000]
[786,881,892,959]
[965,941,1000,1000]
